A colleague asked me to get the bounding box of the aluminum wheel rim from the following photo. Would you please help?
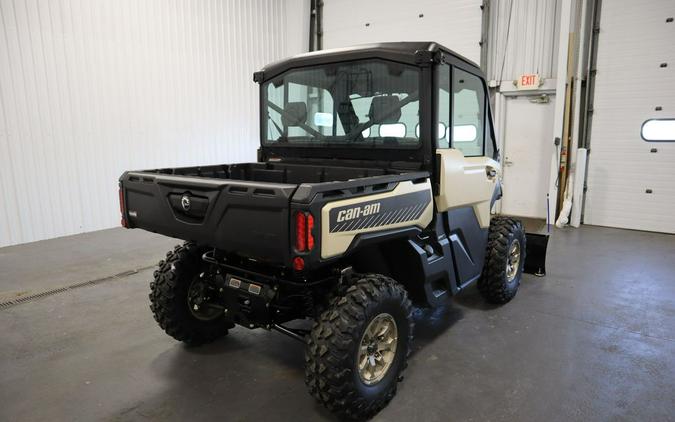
[357,313,398,385]
[506,239,521,282]
[187,276,221,321]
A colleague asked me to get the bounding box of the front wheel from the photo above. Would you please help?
[478,217,526,304]
[304,274,413,420]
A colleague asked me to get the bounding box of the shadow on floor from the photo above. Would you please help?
[453,284,503,311]
[125,303,466,421]
[411,303,464,353]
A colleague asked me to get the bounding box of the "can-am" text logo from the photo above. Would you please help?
[336,203,381,222]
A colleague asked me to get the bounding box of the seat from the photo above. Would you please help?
[368,95,401,124]
[282,102,307,127]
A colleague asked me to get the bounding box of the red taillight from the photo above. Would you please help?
[295,212,307,251]
[307,214,315,250]
[295,211,315,252]
[294,211,314,270]
[119,188,128,228]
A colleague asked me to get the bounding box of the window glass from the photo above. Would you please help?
[641,119,675,141]
[437,64,451,148]
[452,68,485,156]
[416,123,447,139]
[379,123,406,137]
[266,83,342,139]
[263,60,420,148]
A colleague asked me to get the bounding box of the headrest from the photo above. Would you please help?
[282,102,307,127]
[368,95,401,124]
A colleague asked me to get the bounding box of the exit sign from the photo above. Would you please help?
[516,74,541,90]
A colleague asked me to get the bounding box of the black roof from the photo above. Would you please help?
[256,41,482,82]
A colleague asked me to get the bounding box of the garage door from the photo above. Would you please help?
[322,0,482,64]
[584,0,675,233]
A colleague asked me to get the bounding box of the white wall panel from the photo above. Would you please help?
[322,0,482,64]
[0,0,306,247]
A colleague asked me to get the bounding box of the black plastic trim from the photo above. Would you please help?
[256,42,481,83]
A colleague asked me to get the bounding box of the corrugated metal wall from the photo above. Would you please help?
[486,0,561,82]
[583,0,675,233]
[323,0,483,64]
[0,0,306,247]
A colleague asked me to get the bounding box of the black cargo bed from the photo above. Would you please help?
[120,162,417,266]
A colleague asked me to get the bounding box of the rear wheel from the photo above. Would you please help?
[304,274,413,420]
[149,242,232,345]
[478,217,526,304]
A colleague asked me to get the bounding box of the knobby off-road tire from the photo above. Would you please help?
[149,242,231,346]
[478,217,526,304]
[305,274,414,420]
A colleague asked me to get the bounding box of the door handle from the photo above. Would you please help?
[486,167,497,178]
[504,159,514,166]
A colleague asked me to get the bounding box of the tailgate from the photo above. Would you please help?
[120,172,296,265]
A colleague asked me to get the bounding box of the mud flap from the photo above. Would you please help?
[524,233,549,276]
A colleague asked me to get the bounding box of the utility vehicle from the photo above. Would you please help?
[118,42,546,420]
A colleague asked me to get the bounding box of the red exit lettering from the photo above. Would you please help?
[521,74,536,86]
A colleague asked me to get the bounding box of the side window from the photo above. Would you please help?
[452,68,485,156]
[436,64,451,148]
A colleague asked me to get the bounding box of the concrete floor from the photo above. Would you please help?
[1,226,674,421]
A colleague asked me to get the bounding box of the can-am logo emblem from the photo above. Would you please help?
[181,195,191,211]
[336,202,381,222]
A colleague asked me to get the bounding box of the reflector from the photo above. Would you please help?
[293,256,305,271]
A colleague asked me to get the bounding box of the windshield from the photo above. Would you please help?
[262,60,420,147]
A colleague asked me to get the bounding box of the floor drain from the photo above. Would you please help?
[0,265,154,310]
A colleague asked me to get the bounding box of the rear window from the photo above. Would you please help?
[263,60,420,148]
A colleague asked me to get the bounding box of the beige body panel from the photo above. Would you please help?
[435,149,500,228]
[320,180,434,259]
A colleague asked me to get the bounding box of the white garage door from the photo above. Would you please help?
[322,0,482,64]
[584,0,675,233]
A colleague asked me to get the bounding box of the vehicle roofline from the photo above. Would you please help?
[255,41,482,83]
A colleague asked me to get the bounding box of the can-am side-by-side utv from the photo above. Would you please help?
[118,42,548,420]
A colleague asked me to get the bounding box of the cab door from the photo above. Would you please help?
[434,63,500,286]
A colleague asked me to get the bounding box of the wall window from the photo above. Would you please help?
[452,68,485,156]
[641,119,675,142]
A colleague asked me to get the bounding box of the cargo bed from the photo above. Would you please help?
[119,162,425,266]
